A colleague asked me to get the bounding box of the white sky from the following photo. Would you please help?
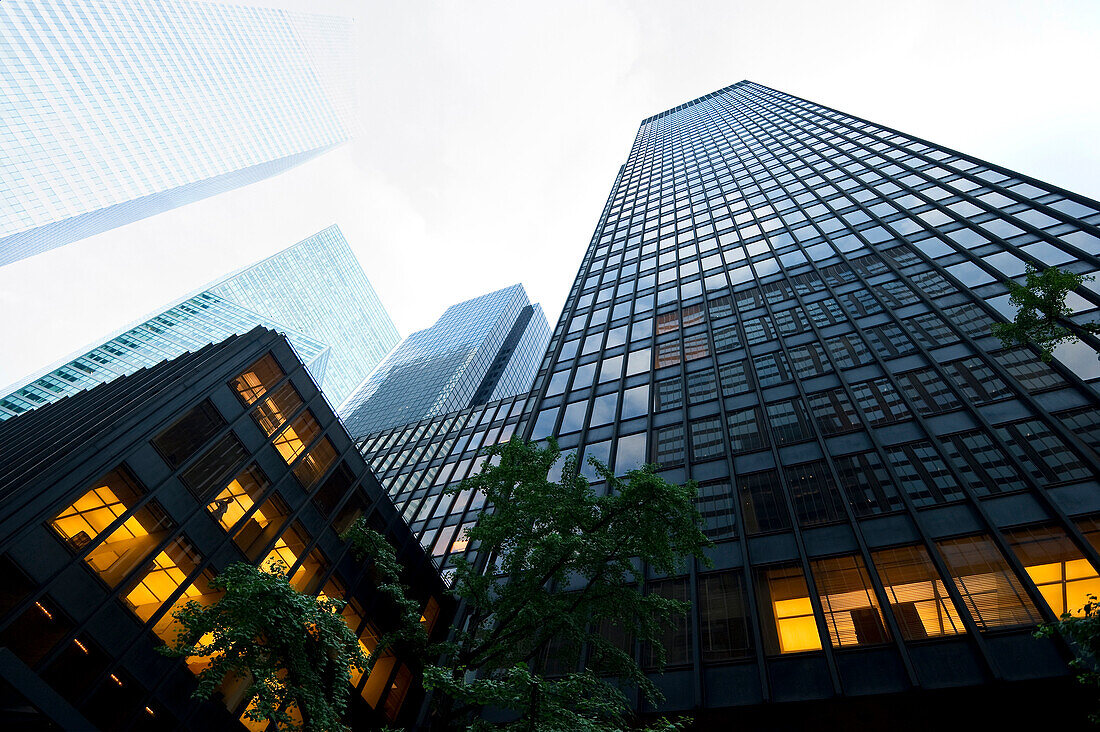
[2,0,1100,387]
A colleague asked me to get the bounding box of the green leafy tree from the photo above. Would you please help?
[1036,594,1100,724]
[991,265,1100,361]
[424,438,711,731]
[159,561,366,731]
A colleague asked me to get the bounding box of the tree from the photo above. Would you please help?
[423,438,711,731]
[990,265,1100,362]
[159,561,367,731]
[1035,594,1100,723]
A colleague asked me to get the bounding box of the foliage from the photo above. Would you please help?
[158,561,366,731]
[990,265,1100,361]
[424,438,711,730]
[341,518,432,658]
[1036,594,1100,723]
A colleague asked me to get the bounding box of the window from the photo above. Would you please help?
[806,388,861,435]
[875,279,921,307]
[865,322,917,359]
[992,349,1068,392]
[124,537,210,642]
[806,298,846,327]
[942,302,998,339]
[727,406,769,454]
[252,381,303,437]
[744,316,777,345]
[785,460,846,527]
[51,469,174,587]
[740,470,791,535]
[837,288,882,316]
[713,323,741,352]
[939,431,1027,495]
[885,442,964,506]
[232,493,291,561]
[810,555,890,647]
[895,368,961,415]
[850,378,910,426]
[871,545,964,640]
[686,370,718,404]
[718,361,752,397]
[765,398,814,445]
[774,307,810,336]
[684,333,710,361]
[942,357,1012,404]
[312,462,355,518]
[752,351,793,387]
[690,417,725,461]
[655,425,686,466]
[294,437,338,489]
[834,451,903,516]
[205,464,270,531]
[696,481,736,540]
[644,578,691,668]
[904,311,957,349]
[995,419,1090,484]
[1004,524,1100,617]
[656,339,681,368]
[655,377,683,411]
[788,342,831,379]
[698,572,752,662]
[383,664,414,721]
[756,564,822,654]
[180,433,249,498]
[151,400,225,469]
[615,432,647,475]
[824,333,873,369]
[621,384,649,420]
[936,534,1043,630]
[273,410,322,465]
[230,354,284,405]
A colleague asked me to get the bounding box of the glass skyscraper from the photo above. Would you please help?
[0,226,397,419]
[0,0,354,266]
[517,81,1099,723]
[339,284,550,439]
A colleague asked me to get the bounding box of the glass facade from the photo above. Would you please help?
[0,0,353,266]
[0,226,397,419]
[519,81,1100,708]
[339,284,549,438]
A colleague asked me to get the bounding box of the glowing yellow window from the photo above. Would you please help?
[1006,524,1100,617]
[124,537,203,623]
[206,466,269,532]
[51,468,142,550]
[810,555,891,647]
[230,354,284,406]
[252,382,304,437]
[756,565,823,655]
[871,545,964,640]
[420,597,441,635]
[272,411,320,465]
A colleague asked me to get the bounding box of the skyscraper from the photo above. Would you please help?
[339,284,550,438]
[0,227,398,419]
[0,0,354,266]
[0,327,450,729]
[516,81,1100,725]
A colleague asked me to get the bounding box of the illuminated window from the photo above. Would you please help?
[420,596,441,635]
[450,522,475,554]
[810,555,890,647]
[755,565,822,655]
[272,410,321,465]
[360,622,396,708]
[232,493,290,561]
[147,570,221,675]
[205,465,269,532]
[51,469,174,587]
[293,436,338,489]
[936,534,1043,630]
[383,664,413,721]
[1004,524,1100,617]
[230,354,284,405]
[871,545,964,640]
[124,536,204,627]
[261,522,323,592]
[252,381,304,437]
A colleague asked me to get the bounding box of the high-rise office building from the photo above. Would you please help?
[0,327,450,730]
[208,226,400,406]
[516,81,1100,726]
[0,0,354,266]
[0,227,398,419]
[339,284,550,439]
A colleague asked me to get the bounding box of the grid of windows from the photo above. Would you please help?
[517,80,1100,701]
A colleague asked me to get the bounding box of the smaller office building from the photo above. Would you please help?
[0,327,450,730]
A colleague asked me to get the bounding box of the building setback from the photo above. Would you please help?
[516,81,1100,727]
[0,226,398,419]
[0,0,353,266]
[0,327,450,730]
[339,284,549,439]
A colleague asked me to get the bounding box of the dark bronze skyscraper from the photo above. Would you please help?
[516,81,1100,726]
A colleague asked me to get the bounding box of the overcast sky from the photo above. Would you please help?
[2,0,1099,388]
